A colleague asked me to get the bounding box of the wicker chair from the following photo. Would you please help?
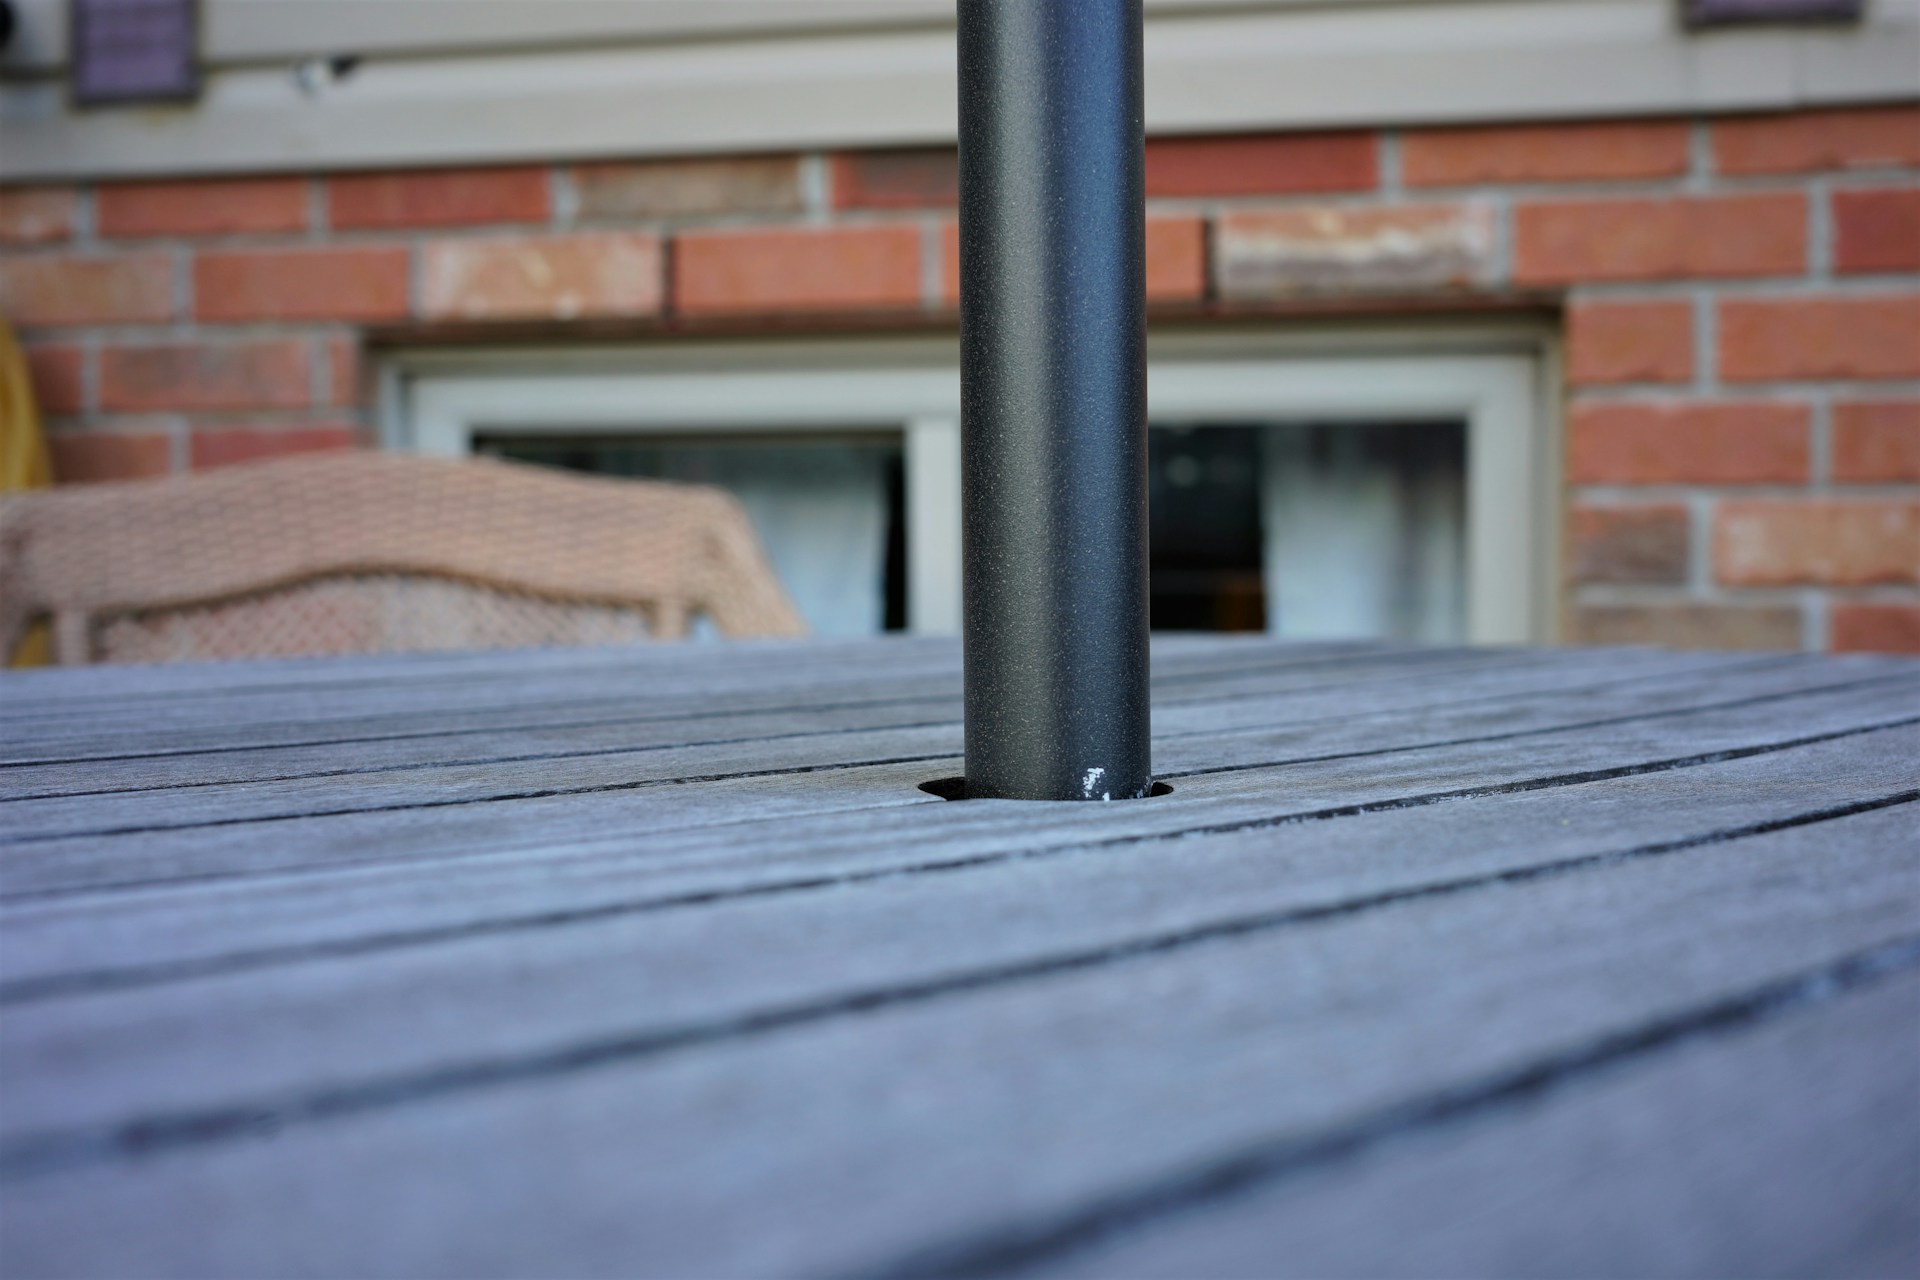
[0,451,806,666]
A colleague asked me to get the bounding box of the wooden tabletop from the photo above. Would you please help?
[1,635,1916,1278]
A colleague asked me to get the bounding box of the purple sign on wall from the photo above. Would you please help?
[71,0,200,106]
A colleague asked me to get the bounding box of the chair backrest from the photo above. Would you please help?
[0,452,806,665]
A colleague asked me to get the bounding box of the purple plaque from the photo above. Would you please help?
[71,0,199,107]
[1686,0,1861,25]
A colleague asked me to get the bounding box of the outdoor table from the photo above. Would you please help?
[1,634,1915,1277]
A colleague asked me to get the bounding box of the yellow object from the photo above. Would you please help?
[2,319,55,664]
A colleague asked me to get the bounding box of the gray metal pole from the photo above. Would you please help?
[957,0,1151,801]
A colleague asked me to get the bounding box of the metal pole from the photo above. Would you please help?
[957,0,1151,801]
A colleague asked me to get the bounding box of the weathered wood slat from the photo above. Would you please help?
[3,666,1911,900]
[0,634,1351,731]
[3,726,1912,1144]
[0,639,1408,763]
[0,648,1748,799]
[1031,972,1920,1280]
[2,654,1901,847]
[0,637,973,745]
[3,803,1912,1278]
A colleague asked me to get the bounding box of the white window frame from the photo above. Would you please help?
[384,326,1557,644]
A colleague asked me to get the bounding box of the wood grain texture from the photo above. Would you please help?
[0,636,1914,1279]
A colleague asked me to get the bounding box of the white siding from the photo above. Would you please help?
[2,0,1915,182]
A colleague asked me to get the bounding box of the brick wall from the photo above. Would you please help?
[3,105,1915,651]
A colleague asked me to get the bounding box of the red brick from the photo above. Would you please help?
[675,225,920,316]
[1514,194,1804,285]
[1833,400,1920,484]
[575,156,804,219]
[190,424,360,470]
[1831,602,1920,654]
[22,345,84,416]
[1566,602,1802,650]
[833,150,957,209]
[1403,119,1690,187]
[420,232,662,321]
[1833,187,1920,274]
[1216,204,1491,297]
[101,340,311,413]
[0,188,76,244]
[1714,106,1920,177]
[1719,295,1920,382]
[1566,300,1693,386]
[940,223,960,303]
[0,253,174,327]
[1567,401,1809,485]
[194,247,410,323]
[48,432,174,484]
[1145,132,1376,198]
[96,178,308,238]
[1714,499,1920,586]
[938,217,1205,305]
[327,338,363,408]
[1567,505,1690,584]
[1144,217,1207,302]
[328,167,550,230]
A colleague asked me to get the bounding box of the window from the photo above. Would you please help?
[389,328,1552,643]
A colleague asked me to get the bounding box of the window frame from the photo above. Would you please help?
[384,324,1558,644]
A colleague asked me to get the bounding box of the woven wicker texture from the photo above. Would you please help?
[0,452,806,665]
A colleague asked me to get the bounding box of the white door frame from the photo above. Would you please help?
[384,327,1556,643]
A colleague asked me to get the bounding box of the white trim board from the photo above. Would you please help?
[390,332,1552,645]
[4,0,1915,181]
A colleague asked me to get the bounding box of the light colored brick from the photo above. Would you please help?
[1714,106,1920,176]
[832,150,956,209]
[675,225,920,315]
[421,232,663,321]
[0,253,174,328]
[576,156,806,220]
[1567,401,1808,484]
[1833,187,1920,274]
[1216,204,1490,297]
[1514,194,1804,285]
[1403,119,1690,187]
[1831,602,1920,654]
[1714,499,1920,586]
[22,345,84,415]
[190,425,360,470]
[329,168,549,230]
[1568,505,1690,584]
[1833,400,1920,484]
[48,432,175,484]
[101,341,311,413]
[1145,132,1376,198]
[194,247,410,323]
[1719,295,1920,382]
[1565,602,1802,650]
[97,178,307,238]
[0,188,76,244]
[1566,300,1693,386]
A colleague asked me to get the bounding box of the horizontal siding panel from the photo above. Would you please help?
[0,0,1915,181]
